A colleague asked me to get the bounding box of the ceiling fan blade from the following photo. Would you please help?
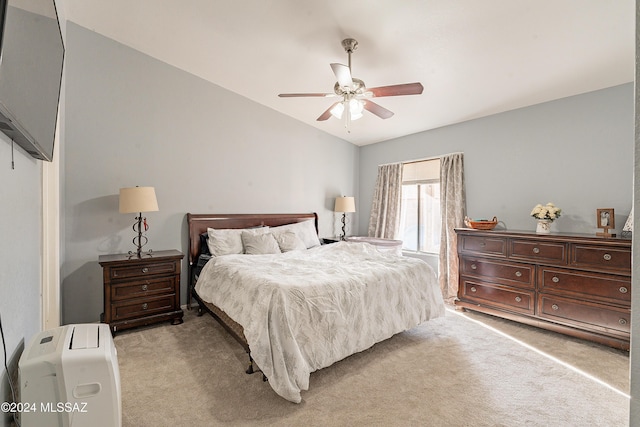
[363,100,394,119]
[317,102,341,121]
[278,93,334,98]
[330,63,353,88]
[367,82,424,97]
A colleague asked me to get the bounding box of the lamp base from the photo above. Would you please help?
[129,213,153,258]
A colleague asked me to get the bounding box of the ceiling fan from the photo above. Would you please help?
[278,38,424,127]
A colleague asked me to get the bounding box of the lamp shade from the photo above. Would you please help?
[119,187,159,214]
[335,196,356,213]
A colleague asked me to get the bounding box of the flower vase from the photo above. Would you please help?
[536,219,552,234]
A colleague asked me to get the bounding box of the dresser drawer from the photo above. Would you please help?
[538,267,631,305]
[571,244,631,273]
[510,240,567,264]
[109,260,178,280]
[461,258,534,288]
[460,280,534,315]
[111,295,176,321]
[537,294,630,335]
[111,276,176,301]
[459,235,507,257]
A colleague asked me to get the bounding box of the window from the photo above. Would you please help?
[399,159,441,253]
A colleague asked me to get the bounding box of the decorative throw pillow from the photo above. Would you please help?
[270,220,321,249]
[274,231,307,252]
[207,227,269,256]
[241,232,282,255]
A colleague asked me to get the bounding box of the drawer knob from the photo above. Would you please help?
[515,271,522,277]
[603,253,612,261]
[515,296,522,303]
[479,242,486,247]
[471,264,477,270]
[619,318,628,326]
[552,276,560,283]
[142,267,149,273]
[142,303,148,310]
[142,284,148,291]
[470,286,477,293]
[619,286,628,294]
[532,247,540,254]
[551,304,559,311]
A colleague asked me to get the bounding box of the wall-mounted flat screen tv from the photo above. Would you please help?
[0,0,64,161]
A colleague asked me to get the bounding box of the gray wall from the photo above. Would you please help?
[62,23,358,324]
[358,84,633,238]
[0,136,41,427]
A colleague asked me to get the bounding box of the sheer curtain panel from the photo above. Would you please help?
[439,153,466,302]
[368,163,403,239]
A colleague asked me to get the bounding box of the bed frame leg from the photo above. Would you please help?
[197,306,204,317]
[246,356,255,374]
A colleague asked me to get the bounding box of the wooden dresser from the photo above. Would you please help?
[99,250,184,334]
[455,229,631,350]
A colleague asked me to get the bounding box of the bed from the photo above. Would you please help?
[187,212,445,403]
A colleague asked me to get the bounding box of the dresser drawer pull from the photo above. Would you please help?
[479,242,486,247]
[603,253,612,261]
[515,271,522,277]
[142,303,148,310]
[471,264,477,270]
[514,296,522,303]
[142,267,149,273]
[619,318,628,326]
[141,284,148,291]
[619,286,628,294]
[551,304,559,311]
[532,247,540,254]
[552,276,560,283]
[470,286,477,293]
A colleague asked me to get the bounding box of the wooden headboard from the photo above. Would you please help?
[186,212,319,266]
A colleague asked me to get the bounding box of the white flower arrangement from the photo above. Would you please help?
[531,202,562,221]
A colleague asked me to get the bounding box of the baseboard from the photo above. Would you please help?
[181,303,200,311]
[1,339,23,427]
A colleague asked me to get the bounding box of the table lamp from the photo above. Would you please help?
[335,196,356,240]
[119,186,159,258]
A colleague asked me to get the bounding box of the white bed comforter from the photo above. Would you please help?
[195,241,445,403]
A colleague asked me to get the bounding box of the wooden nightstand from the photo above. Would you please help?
[322,237,342,244]
[99,249,184,334]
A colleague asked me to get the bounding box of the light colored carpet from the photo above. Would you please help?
[114,306,629,426]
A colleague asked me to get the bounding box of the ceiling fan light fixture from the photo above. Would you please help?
[349,99,364,120]
[330,102,345,119]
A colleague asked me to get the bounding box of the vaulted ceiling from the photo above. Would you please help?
[60,0,634,146]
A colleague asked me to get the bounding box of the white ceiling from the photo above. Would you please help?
[60,0,634,146]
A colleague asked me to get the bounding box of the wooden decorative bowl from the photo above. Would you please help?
[465,216,498,230]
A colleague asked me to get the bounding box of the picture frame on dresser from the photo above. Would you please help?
[622,207,633,238]
[596,208,615,237]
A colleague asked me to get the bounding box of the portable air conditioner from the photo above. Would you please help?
[19,324,122,427]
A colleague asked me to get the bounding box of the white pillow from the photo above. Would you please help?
[271,220,320,249]
[207,227,269,256]
[242,232,281,255]
[274,231,307,252]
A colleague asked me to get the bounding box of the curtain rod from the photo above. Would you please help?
[377,151,463,167]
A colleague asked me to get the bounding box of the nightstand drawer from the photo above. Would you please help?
[539,267,631,304]
[111,295,176,321]
[537,294,630,334]
[461,258,533,288]
[110,261,177,280]
[510,240,567,264]
[111,276,176,301]
[571,245,631,272]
